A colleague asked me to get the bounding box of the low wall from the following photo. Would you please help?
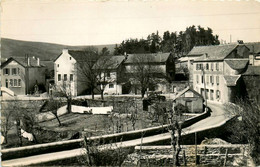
[1,110,210,161]
[123,144,250,166]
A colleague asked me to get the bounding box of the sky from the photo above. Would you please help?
[1,0,260,46]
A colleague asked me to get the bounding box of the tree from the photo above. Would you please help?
[75,48,100,99]
[128,54,165,98]
[44,98,64,126]
[101,47,110,56]
[225,99,260,165]
[1,100,18,144]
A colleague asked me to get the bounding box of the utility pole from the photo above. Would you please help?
[195,132,197,165]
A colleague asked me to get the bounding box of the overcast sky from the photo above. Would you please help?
[1,0,260,45]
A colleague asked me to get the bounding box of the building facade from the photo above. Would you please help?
[124,53,175,94]
[1,57,46,96]
[54,49,93,96]
[92,55,126,95]
[192,44,250,103]
[173,87,204,113]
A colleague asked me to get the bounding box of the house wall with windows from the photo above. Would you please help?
[193,61,227,103]
[1,61,26,95]
[54,49,77,96]
[1,57,46,95]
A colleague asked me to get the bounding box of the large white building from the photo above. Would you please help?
[54,49,92,96]
[192,44,250,103]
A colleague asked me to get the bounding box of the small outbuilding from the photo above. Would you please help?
[173,87,204,113]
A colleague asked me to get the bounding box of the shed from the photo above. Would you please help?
[173,87,204,113]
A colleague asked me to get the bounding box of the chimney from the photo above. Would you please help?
[37,57,40,66]
[63,49,69,54]
[237,40,244,44]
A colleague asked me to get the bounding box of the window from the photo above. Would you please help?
[14,79,17,87]
[6,79,8,88]
[210,90,214,100]
[70,74,73,81]
[211,63,214,71]
[17,68,20,74]
[216,76,219,85]
[210,76,214,84]
[64,74,67,81]
[18,79,21,87]
[4,68,9,75]
[216,63,219,71]
[206,89,209,99]
[109,84,114,88]
[12,68,17,75]
[201,75,204,83]
[57,64,59,68]
[58,74,61,81]
[69,57,72,60]
[216,90,221,99]
[206,63,209,70]
[10,79,13,87]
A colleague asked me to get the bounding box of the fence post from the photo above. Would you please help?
[223,148,228,167]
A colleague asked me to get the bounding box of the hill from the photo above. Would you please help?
[1,38,116,61]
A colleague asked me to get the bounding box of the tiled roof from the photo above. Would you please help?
[1,57,45,68]
[124,53,171,64]
[68,50,91,61]
[225,59,248,70]
[242,65,260,76]
[223,75,241,86]
[189,44,237,61]
[92,56,125,70]
[172,87,203,101]
[245,42,260,54]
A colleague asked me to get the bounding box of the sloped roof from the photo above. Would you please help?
[92,56,125,70]
[225,59,248,70]
[124,53,171,64]
[242,65,260,76]
[189,44,237,61]
[1,57,45,69]
[172,87,203,101]
[54,50,92,62]
[245,42,260,54]
[68,50,91,61]
[223,75,241,86]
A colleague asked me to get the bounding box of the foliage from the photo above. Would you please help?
[128,54,165,98]
[225,99,260,165]
[174,103,189,115]
[114,25,220,57]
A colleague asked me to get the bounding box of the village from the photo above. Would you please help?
[1,1,260,167]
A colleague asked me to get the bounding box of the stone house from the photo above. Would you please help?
[192,44,250,103]
[172,87,204,113]
[92,55,126,95]
[1,57,46,96]
[124,53,175,94]
[54,49,95,96]
[241,65,260,104]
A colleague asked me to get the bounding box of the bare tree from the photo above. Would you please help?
[1,100,18,144]
[43,97,64,126]
[225,99,260,165]
[54,80,73,113]
[127,54,165,98]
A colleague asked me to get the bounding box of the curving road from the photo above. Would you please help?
[2,102,234,166]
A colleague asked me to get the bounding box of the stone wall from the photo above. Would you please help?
[123,144,251,166]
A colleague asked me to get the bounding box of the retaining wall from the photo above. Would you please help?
[123,144,250,166]
[1,110,210,160]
